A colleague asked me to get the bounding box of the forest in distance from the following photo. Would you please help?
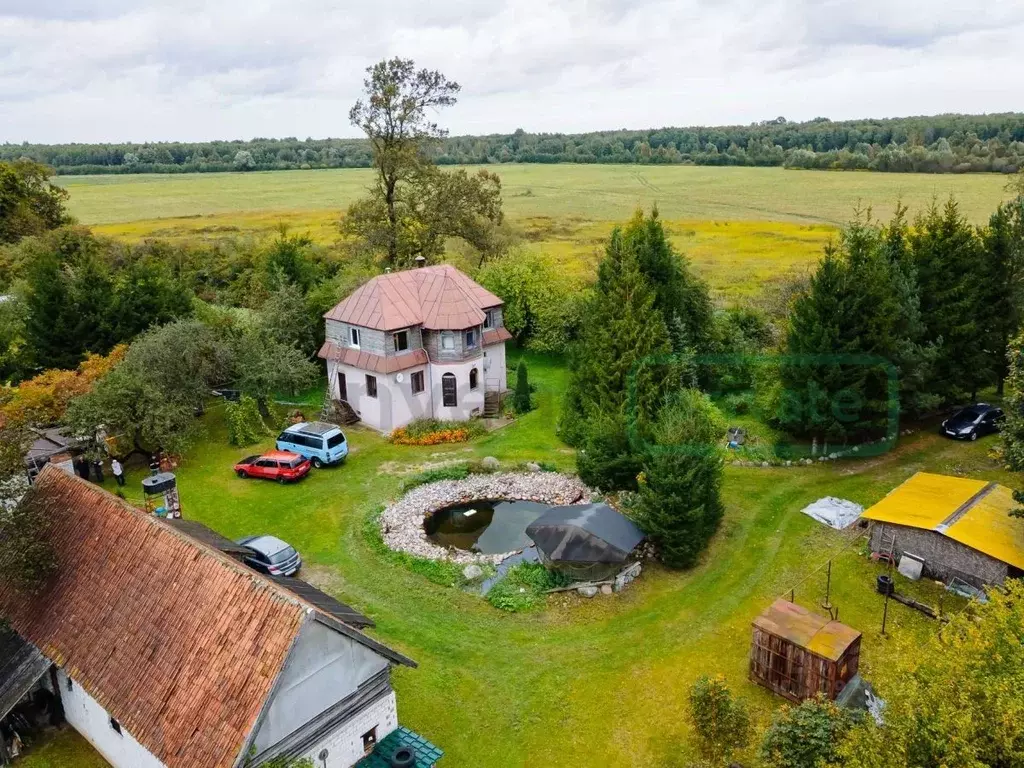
[4,112,1024,177]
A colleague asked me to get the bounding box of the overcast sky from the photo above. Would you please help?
[1,0,1022,144]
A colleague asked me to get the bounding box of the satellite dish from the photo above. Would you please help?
[396,373,405,383]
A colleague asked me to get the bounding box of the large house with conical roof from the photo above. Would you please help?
[318,265,511,432]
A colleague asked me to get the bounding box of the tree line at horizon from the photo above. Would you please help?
[4,112,1024,176]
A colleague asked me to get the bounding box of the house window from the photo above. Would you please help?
[66,676,73,692]
[483,310,493,329]
[349,327,360,348]
[441,332,455,351]
[411,370,424,394]
[469,368,479,390]
[466,329,478,349]
[361,726,378,754]
[365,375,377,398]
[109,717,122,736]
[393,330,408,352]
[442,373,457,407]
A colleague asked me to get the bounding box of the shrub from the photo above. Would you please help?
[688,675,751,763]
[388,418,486,446]
[225,395,269,446]
[512,359,532,414]
[399,464,472,492]
[576,412,642,492]
[485,562,570,612]
[759,696,852,768]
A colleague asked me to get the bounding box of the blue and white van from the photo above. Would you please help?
[276,422,348,468]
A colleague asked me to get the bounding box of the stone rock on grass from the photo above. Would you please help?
[526,462,541,472]
[577,586,598,598]
[600,584,613,595]
[463,564,484,580]
[481,456,500,470]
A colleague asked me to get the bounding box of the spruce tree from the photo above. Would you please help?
[23,249,77,370]
[512,358,532,413]
[980,196,1024,393]
[560,227,672,448]
[620,208,714,354]
[912,198,990,401]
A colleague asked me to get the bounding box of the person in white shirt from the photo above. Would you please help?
[111,458,125,487]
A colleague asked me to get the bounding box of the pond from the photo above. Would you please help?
[424,499,553,554]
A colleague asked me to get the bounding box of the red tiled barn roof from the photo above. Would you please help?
[0,467,410,768]
[324,265,502,331]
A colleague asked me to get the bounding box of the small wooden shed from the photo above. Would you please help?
[749,599,861,703]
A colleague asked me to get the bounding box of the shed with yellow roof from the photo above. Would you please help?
[863,472,1024,587]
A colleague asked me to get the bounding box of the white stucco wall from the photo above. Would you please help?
[251,618,390,756]
[330,362,388,431]
[430,358,485,422]
[294,691,398,768]
[56,669,166,768]
[482,342,508,392]
[388,368,432,431]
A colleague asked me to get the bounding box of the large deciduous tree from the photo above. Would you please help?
[345,58,504,268]
[831,579,1024,768]
[0,160,71,244]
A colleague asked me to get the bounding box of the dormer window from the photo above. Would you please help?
[349,327,360,348]
[483,310,494,330]
[441,332,455,351]
[393,330,409,352]
[466,329,478,349]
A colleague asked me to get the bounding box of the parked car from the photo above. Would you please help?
[236,535,302,576]
[276,421,348,468]
[941,403,1004,441]
[234,451,311,482]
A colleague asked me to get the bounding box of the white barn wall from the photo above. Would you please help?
[294,691,399,768]
[56,669,166,768]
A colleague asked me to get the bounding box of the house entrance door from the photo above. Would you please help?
[337,372,348,402]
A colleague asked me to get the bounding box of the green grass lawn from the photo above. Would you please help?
[16,728,109,768]
[72,350,1011,767]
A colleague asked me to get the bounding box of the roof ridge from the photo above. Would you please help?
[935,481,997,532]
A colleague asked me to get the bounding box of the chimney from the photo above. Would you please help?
[414,255,426,268]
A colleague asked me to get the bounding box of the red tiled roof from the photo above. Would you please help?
[483,327,513,346]
[324,265,502,331]
[318,343,428,374]
[0,467,411,768]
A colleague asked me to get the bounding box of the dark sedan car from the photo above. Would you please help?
[236,535,302,576]
[941,403,1004,441]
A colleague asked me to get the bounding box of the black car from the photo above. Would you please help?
[941,403,1003,441]
[236,535,302,576]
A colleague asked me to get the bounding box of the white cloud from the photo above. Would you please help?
[0,0,1021,142]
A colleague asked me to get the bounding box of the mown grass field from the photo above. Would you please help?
[61,165,1013,302]
[29,352,1010,768]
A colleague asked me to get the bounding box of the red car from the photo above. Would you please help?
[234,451,311,483]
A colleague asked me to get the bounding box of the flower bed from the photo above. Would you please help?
[379,471,595,565]
[388,418,486,446]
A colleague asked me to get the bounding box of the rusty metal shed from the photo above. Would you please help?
[749,599,861,703]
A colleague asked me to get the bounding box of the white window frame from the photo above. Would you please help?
[349,327,361,348]
[411,370,425,394]
[483,310,493,330]
[441,332,455,351]
[466,329,478,349]
[393,329,409,352]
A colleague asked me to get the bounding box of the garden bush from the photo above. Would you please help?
[485,562,570,612]
[389,418,487,446]
[759,696,852,768]
[688,675,751,763]
[225,395,269,446]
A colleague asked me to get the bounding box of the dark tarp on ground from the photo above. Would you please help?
[0,629,48,721]
[526,503,645,564]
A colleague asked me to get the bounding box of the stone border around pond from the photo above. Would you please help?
[380,472,595,565]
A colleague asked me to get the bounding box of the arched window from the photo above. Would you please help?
[469,368,479,390]
[442,373,457,407]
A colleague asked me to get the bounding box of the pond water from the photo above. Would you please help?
[424,499,553,554]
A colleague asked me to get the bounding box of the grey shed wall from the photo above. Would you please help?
[868,522,1008,588]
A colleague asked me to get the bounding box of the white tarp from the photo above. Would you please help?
[801,497,863,530]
